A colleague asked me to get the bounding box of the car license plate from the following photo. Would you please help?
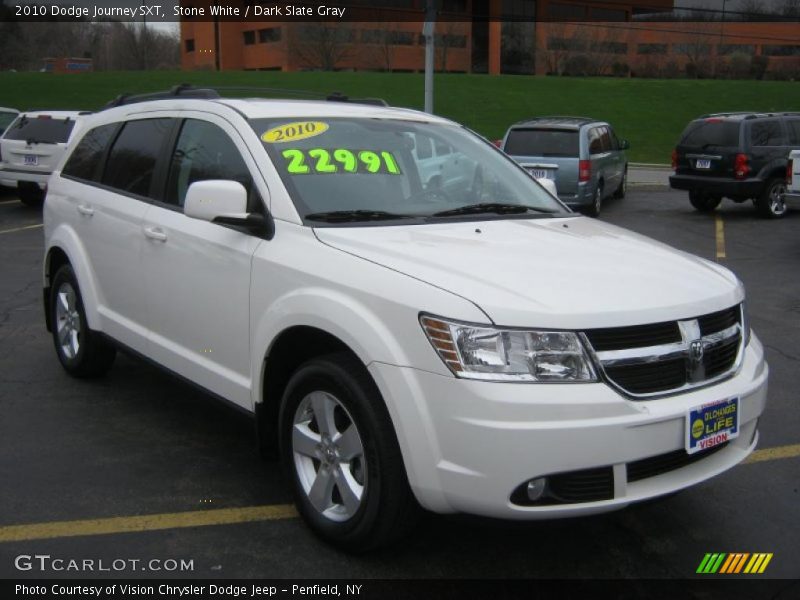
[529,169,551,179]
[695,159,711,169]
[686,397,739,454]
[24,155,38,166]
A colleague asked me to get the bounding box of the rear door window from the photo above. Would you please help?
[102,119,173,198]
[750,120,786,147]
[3,115,76,143]
[679,119,740,148]
[504,128,579,157]
[62,123,118,182]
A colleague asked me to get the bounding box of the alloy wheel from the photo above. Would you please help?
[55,282,81,360]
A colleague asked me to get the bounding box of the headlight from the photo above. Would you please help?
[420,315,598,382]
[741,301,751,347]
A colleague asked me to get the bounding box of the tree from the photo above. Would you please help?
[290,24,354,71]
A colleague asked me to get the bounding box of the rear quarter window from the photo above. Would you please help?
[679,120,740,148]
[3,115,76,144]
[62,123,119,182]
[504,128,579,157]
[750,120,786,147]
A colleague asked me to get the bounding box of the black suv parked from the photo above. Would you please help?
[669,112,800,218]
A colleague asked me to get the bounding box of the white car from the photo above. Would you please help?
[0,110,86,206]
[43,90,768,550]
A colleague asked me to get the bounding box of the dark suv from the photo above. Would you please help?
[670,112,800,218]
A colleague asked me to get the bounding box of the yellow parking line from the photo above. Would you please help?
[0,444,797,544]
[715,214,726,259]
[0,223,43,235]
[0,504,297,543]
[743,443,800,464]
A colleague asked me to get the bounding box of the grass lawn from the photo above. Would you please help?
[1,70,798,163]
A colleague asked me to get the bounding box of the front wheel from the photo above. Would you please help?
[50,264,116,377]
[689,190,721,213]
[279,353,418,551]
[18,183,44,207]
[755,178,788,218]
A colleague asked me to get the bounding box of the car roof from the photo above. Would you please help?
[510,116,602,130]
[0,107,19,114]
[93,97,453,126]
[697,111,800,121]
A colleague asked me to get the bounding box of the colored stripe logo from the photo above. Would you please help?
[697,553,773,574]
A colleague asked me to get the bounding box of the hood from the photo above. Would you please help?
[314,216,743,330]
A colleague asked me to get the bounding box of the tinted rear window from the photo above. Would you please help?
[3,115,76,143]
[679,119,740,148]
[62,123,119,182]
[504,128,579,157]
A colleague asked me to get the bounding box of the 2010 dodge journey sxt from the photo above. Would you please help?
[43,88,768,550]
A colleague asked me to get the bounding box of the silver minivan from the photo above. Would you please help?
[500,117,629,217]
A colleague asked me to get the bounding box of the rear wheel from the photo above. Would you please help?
[613,170,627,199]
[50,265,116,377]
[18,183,44,207]
[584,182,603,217]
[755,178,787,218]
[689,190,721,213]
[279,353,418,551]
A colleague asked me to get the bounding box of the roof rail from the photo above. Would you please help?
[102,84,389,110]
[103,84,221,109]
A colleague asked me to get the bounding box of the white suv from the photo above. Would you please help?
[0,110,86,206]
[43,89,768,550]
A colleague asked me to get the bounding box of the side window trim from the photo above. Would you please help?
[95,122,124,184]
[151,117,184,205]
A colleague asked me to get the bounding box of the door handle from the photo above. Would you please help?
[77,204,94,217]
[143,226,168,242]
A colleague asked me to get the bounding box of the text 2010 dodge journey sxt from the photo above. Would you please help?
[43,89,767,550]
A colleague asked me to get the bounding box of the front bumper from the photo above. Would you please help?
[369,334,768,519]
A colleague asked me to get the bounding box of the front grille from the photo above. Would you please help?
[587,305,742,397]
[604,358,686,395]
[585,321,680,352]
[627,442,729,483]
[510,466,614,506]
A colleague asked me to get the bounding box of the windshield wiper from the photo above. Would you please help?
[305,210,413,223]
[432,202,556,218]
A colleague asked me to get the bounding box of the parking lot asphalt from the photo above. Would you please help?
[0,183,799,583]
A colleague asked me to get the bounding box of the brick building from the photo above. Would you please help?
[179,1,799,77]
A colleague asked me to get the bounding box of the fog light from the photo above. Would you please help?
[526,477,547,502]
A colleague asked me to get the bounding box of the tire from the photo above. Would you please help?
[584,181,603,217]
[755,178,788,219]
[613,170,627,199]
[50,264,116,378]
[689,190,721,213]
[279,353,419,551]
[18,183,44,208]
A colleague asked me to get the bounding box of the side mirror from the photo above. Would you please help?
[185,180,248,222]
[619,139,630,150]
[184,180,273,237]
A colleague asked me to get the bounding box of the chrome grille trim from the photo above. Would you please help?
[583,305,745,399]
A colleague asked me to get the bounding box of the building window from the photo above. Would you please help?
[185,39,195,53]
[762,45,800,56]
[718,44,755,56]
[637,43,667,55]
[258,28,281,43]
[591,41,628,54]
[243,30,256,46]
[548,37,586,52]
[673,43,710,56]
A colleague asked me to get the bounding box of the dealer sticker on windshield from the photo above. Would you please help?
[686,397,739,454]
[262,121,329,144]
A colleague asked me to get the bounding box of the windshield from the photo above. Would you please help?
[252,118,569,225]
[0,112,18,135]
[504,128,579,157]
[680,119,740,148]
[3,114,76,144]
